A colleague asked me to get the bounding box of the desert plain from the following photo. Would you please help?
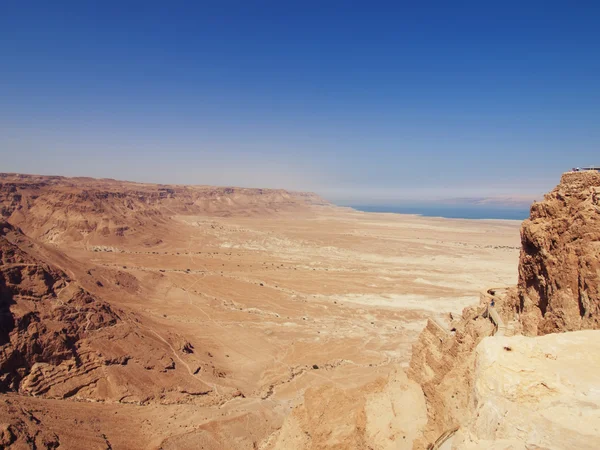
[0,175,522,448]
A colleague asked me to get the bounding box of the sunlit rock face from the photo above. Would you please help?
[454,331,600,450]
[518,171,600,335]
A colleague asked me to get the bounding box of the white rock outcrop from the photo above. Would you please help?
[453,330,600,449]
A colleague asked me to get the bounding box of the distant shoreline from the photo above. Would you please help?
[349,204,530,221]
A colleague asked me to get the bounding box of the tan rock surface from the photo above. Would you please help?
[268,366,427,449]
[453,331,600,449]
[407,303,496,448]
[519,171,600,335]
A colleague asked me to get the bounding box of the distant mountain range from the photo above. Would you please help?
[439,195,540,208]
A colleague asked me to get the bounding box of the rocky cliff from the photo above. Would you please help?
[519,171,600,335]
[409,171,600,448]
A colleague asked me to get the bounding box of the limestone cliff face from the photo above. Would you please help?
[519,171,600,335]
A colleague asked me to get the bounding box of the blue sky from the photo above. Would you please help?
[1,1,599,205]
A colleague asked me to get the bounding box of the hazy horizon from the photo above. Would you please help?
[2,2,598,205]
[0,168,543,209]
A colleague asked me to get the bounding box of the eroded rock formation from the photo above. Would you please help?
[407,306,495,448]
[0,220,120,392]
[519,171,600,335]
[0,221,223,406]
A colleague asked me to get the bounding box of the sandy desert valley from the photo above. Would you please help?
[2,171,600,449]
[0,173,523,449]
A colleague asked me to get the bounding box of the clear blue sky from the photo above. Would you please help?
[1,1,599,204]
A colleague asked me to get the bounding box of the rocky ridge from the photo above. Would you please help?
[0,173,330,246]
[0,220,120,393]
[0,220,234,408]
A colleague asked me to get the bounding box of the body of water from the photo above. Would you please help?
[350,204,530,220]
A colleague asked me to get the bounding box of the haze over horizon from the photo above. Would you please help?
[2,2,599,205]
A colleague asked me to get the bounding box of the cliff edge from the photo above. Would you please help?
[409,171,600,448]
[453,330,600,449]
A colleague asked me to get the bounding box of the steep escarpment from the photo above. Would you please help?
[409,171,600,448]
[0,173,330,246]
[518,171,600,335]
